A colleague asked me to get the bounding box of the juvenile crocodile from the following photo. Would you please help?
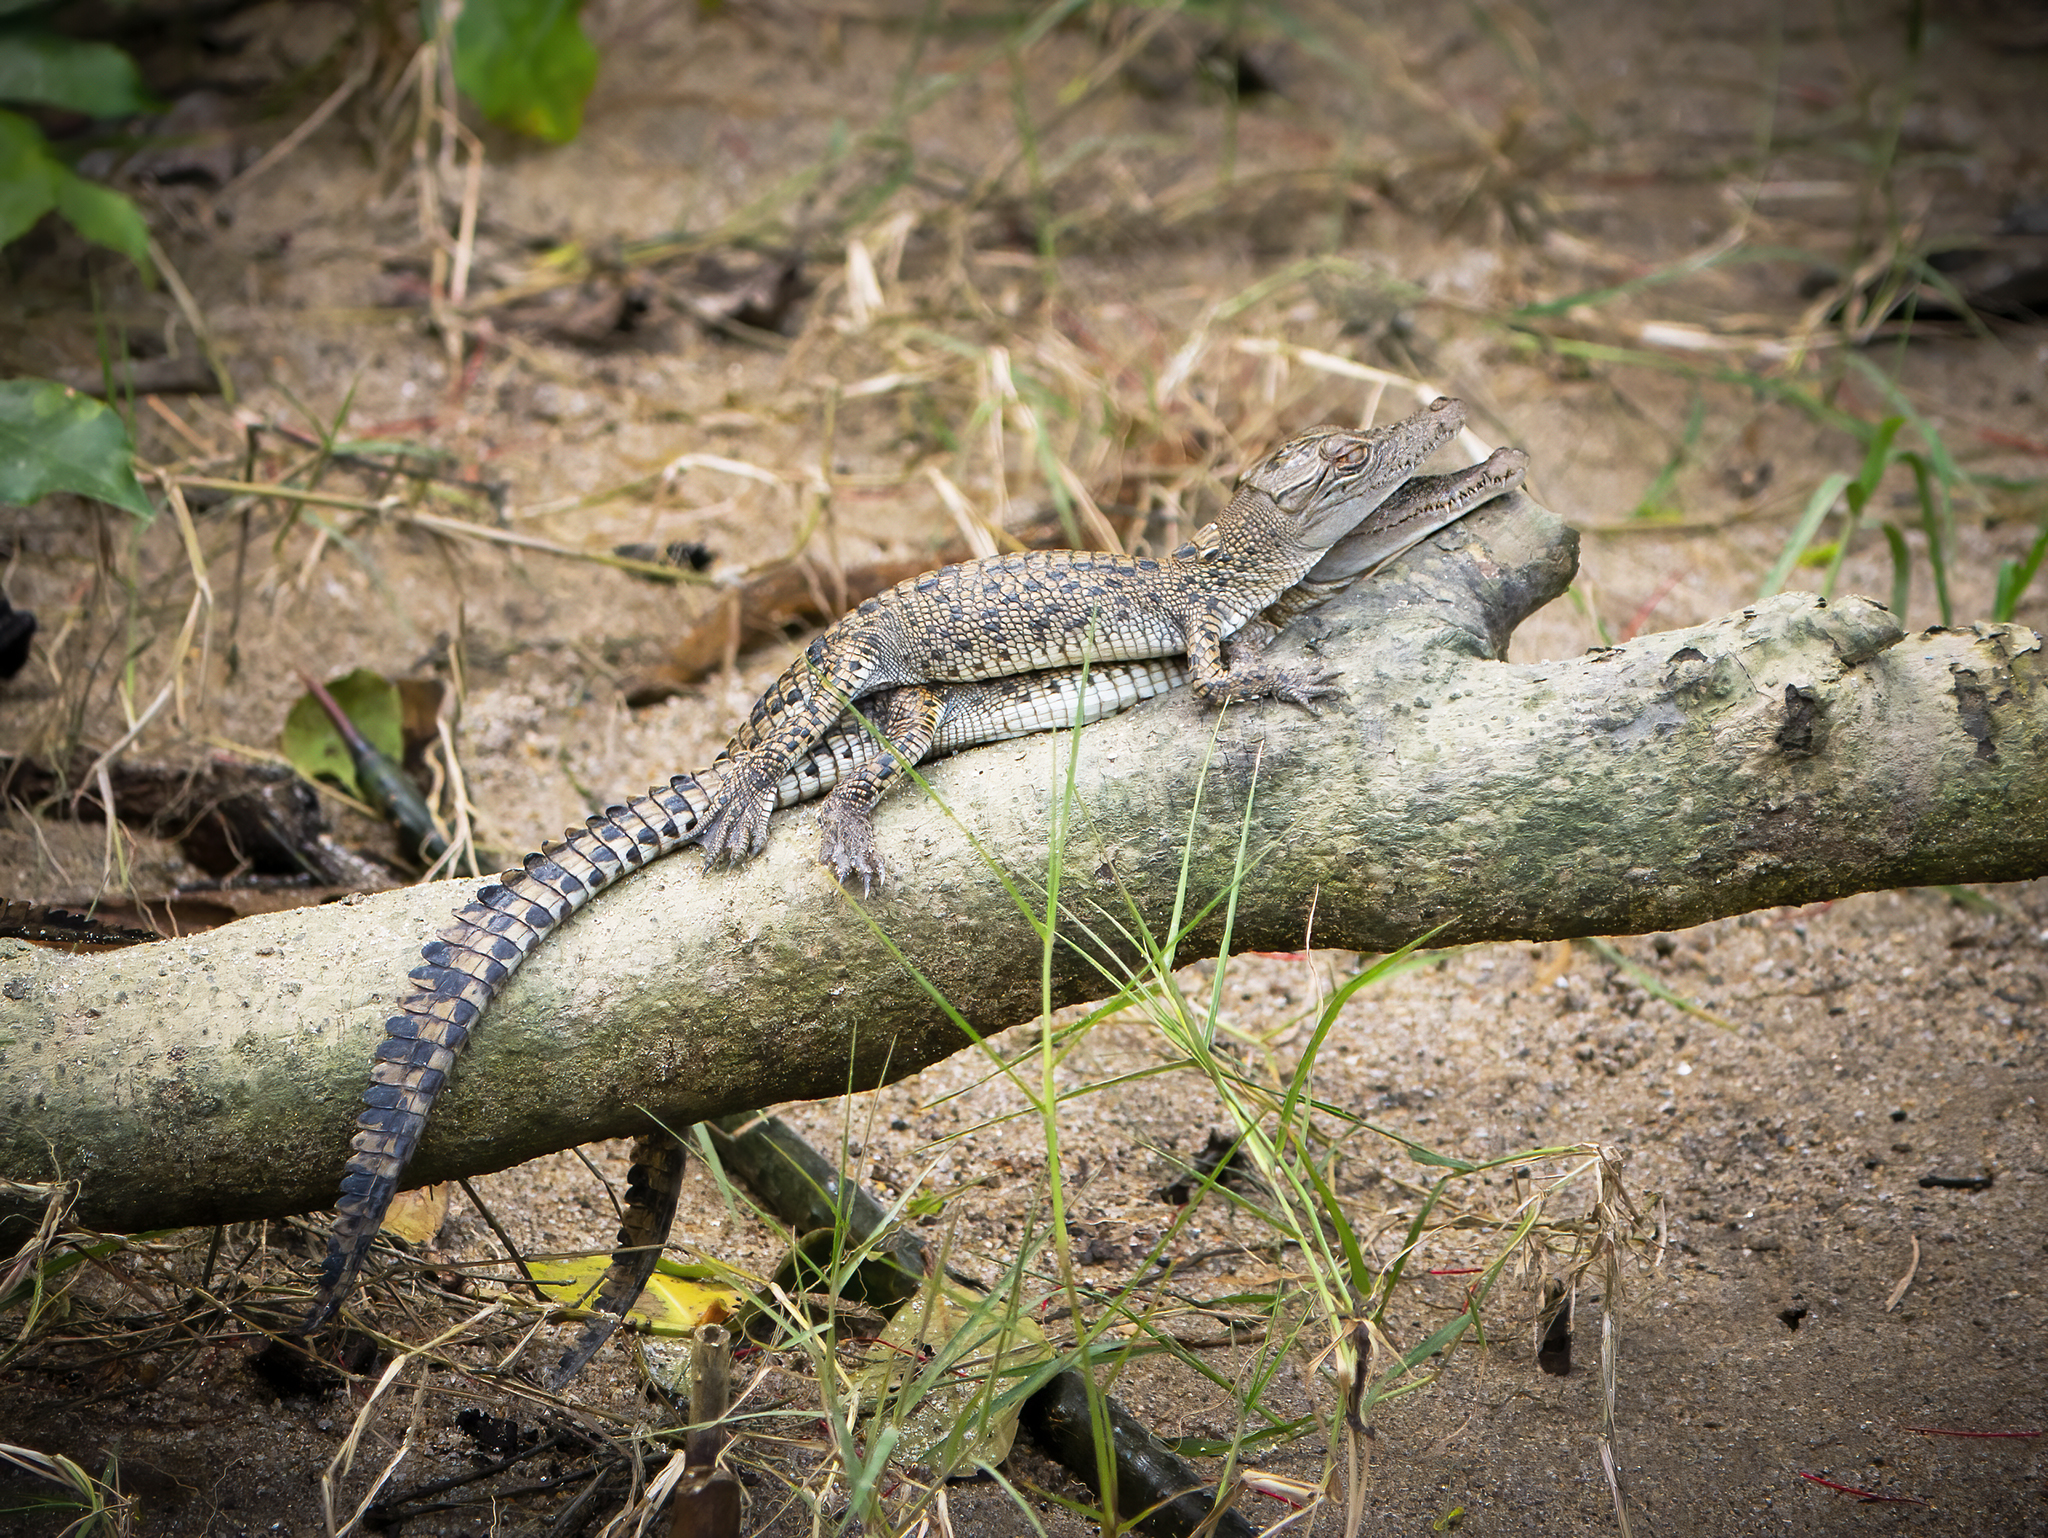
[307,402,1487,1369]
[812,445,1532,888]
[686,397,1469,870]
[551,449,1530,1382]
[529,451,1529,1384]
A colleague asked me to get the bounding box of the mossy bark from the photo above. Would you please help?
[3,494,2043,1235]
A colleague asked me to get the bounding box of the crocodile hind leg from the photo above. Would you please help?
[695,631,884,868]
[814,664,1211,891]
[545,1132,688,1389]
[812,685,944,895]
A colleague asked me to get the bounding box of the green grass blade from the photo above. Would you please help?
[1566,584,1612,646]
[1851,416,1904,502]
[1847,354,1962,490]
[1822,416,1904,597]
[1630,392,1704,520]
[1757,471,1851,600]
[1278,932,1447,1133]
[1294,1139,1375,1300]
[1200,740,1267,1050]
[1898,452,1953,625]
[1505,333,1865,437]
[1581,937,1736,1032]
[1993,516,2048,622]
[1880,521,1912,620]
[1508,245,1812,321]
[1370,1174,1450,1326]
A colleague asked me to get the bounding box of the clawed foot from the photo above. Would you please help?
[1192,662,1345,716]
[816,797,886,896]
[692,758,780,868]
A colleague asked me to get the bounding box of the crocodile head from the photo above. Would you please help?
[1302,443,1529,586]
[1241,395,1467,552]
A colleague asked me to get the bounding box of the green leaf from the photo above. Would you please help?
[0,109,151,273]
[856,1283,1050,1472]
[53,165,151,272]
[0,108,58,245]
[0,377,154,518]
[0,31,155,116]
[282,670,405,800]
[452,0,597,143]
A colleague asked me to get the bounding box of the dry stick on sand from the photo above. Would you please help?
[3,496,2046,1235]
[170,476,710,583]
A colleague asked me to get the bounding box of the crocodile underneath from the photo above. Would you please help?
[307,402,1518,1381]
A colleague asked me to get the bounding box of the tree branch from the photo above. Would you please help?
[3,494,2043,1236]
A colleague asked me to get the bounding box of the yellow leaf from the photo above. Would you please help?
[525,1255,742,1336]
[380,1183,449,1246]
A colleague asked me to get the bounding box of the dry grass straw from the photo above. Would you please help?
[405,36,484,369]
[217,44,377,204]
[0,1440,133,1536]
[416,610,486,882]
[320,1302,504,1536]
[0,1178,77,1356]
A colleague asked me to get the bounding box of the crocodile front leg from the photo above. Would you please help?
[1182,605,1343,712]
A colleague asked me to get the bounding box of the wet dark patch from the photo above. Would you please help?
[1156,1128,1259,1204]
[0,596,33,680]
[247,1331,375,1399]
[1950,666,1999,760]
[1775,683,1824,758]
[457,1406,541,1458]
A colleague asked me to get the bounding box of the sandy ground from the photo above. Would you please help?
[2,1,2046,1533]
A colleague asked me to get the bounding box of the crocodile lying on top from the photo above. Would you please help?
[306,397,1526,1377]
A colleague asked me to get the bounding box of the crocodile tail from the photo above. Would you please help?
[304,776,715,1332]
[543,1131,689,1389]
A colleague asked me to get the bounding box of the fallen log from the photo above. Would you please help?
[2,493,2043,1237]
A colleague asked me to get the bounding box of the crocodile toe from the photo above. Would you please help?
[816,798,886,896]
